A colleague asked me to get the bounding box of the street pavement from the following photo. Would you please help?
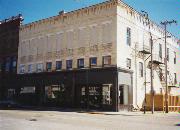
[0,109,180,130]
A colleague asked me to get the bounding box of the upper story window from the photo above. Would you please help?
[28,64,34,73]
[159,44,162,59]
[174,73,177,84]
[174,51,176,64]
[46,62,52,72]
[126,27,131,46]
[36,63,43,73]
[103,56,111,66]
[90,57,97,67]
[56,61,62,71]
[167,48,169,62]
[19,64,25,74]
[126,58,131,69]
[139,62,143,77]
[66,60,72,70]
[77,58,84,68]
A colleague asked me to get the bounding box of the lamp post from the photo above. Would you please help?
[160,20,177,113]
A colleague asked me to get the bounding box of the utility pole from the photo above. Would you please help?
[141,11,154,114]
[160,20,177,113]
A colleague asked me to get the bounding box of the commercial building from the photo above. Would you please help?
[0,14,23,100]
[16,0,180,111]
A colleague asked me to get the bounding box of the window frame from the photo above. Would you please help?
[46,62,52,72]
[56,61,62,71]
[174,73,177,84]
[159,43,162,59]
[174,51,176,64]
[19,64,25,74]
[77,58,84,69]
[139,62,143,77]
[36,63,43,73]
[90,57,97,67]
[126,27,131,46]
[28,64,34,73]
[103,55,111,66]
[126,58,131,69]
[66,60,73,70]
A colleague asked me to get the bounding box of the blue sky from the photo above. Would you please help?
[0,0,179,38]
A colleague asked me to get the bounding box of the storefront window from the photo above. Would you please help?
[102,84,112,105]
[44,85,66,106]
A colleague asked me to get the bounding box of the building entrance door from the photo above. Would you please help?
[119,85,129,105]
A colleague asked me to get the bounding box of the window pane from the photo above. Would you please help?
[28,64,33,73]
[36,63,43,72]
[20,65,25,74]
[139,62,143,77]
[159,44,162,58]
[78,59,84,68]
[66,60,72,69]
[126,58,131,69]
[56,61,62,70]
[127,27,131,46]
[90,57,97,66]
[103,56,111,65]
[174,52,176,64]
[46,62,52,71]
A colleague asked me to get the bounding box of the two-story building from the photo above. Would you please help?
[17,0,180,111]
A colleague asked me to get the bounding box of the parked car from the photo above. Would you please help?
[0,100,21,109]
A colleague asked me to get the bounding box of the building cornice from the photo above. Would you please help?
[20,0,118,31]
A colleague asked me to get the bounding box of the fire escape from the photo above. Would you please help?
[139,44,175,94]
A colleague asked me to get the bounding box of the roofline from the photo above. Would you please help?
[21,0,117,28]
[21,0,179,41]
[118,0,179,41]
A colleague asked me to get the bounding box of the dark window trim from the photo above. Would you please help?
[66,59,73,70]
[46,62,52,72]
[90,57,97,67]
[77,58,84,69]
[102,55,111,67]
[56,61,62,71]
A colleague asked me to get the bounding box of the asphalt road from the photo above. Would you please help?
[0,110,180,130]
